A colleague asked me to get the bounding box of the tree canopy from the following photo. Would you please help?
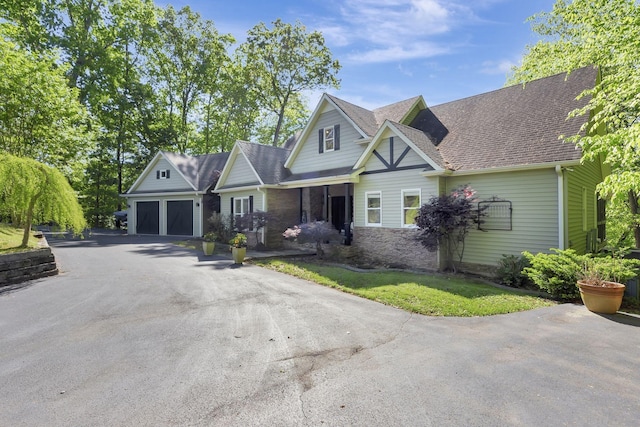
[508,0,640,248]
[0,154,87,247]
[0,2,341,228]
[237,19,341,146]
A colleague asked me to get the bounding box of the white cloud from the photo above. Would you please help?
[480,59,516,75]
[320,0,477,65]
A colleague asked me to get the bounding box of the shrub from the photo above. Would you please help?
[282,221,340,257]
[207,212,234,242]
[522,249,585,300]
[414,185,486,273]
[495,254,531,288]
[523,249,640,300]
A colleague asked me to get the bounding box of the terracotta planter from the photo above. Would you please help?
[202,241,215,256]
[577,280,626,314]
[232,247,246,264]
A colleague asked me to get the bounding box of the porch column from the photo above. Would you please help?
[344,183,352,245]
[299,188,304,223]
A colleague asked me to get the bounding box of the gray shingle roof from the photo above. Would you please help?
[414,66,597,171]
[389,121,445,169]
[325,94,422,138]
[236,141,291,185]
[162,151,229,191]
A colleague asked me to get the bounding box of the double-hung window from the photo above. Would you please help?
[365,191,382,226]
[234,196,250,220]
[402,189,421,227]
[323,127,335,152]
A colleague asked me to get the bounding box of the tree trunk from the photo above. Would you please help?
[629,190,640,248]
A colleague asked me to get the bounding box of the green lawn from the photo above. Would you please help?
[0,223,40,253]
[254,259,556,317]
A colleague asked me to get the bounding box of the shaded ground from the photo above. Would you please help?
[1,232,638,426]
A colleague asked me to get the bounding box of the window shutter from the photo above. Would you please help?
[156,170,160,179]
[334,124,340,150]
[166,169,170,179]
[249,196,254,231]
[318,129,324,153]
[230,197,234,215]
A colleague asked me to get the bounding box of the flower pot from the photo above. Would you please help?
[577,280,626,314]
[202,241,215,256]
[232,247,246,264]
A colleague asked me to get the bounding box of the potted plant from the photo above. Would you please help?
[202,232,217,256]
[576,256,639,314]
[229,233,247,264]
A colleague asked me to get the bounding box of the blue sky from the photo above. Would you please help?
[159,0,556,110]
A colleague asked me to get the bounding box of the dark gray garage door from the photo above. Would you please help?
[136,201,159,235]
[167,200,193,236]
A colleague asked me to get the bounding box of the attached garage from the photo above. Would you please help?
[123,150,230,237]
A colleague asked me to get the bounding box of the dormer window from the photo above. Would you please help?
[156,169,171,179]
[318,124,340,153]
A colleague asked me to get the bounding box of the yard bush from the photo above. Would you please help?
[522,249,585,300]
[522,249,640,301]
[495,254,532,288]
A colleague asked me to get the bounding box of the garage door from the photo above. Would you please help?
[167,200,193,236]
[136,201,159,234]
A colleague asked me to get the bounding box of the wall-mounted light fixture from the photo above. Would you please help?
[196,202,200,207]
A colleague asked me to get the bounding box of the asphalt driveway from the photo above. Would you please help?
[1,232,639,426]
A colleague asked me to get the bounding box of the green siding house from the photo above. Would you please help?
[131,66,606,274]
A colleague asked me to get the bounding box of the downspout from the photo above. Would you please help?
[556,165,566,250]
[257,186,265,245]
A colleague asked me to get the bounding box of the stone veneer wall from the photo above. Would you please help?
[265,188,300,248]
[352,226,438,271]
[0,247,58,286]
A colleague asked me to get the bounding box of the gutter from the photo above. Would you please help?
[421,160,581,177]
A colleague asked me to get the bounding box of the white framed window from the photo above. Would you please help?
[157,169,170,179]
[234,196,250,219]
[402,189,421,227]
[323,126,335,152]
[365,191,382,226]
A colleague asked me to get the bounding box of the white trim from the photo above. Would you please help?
[323,126,335,152]
[353,120,444,171]
[556,165,566,250]
[126,151,163,193]
[401,188,422,228]
[122,191,203,198]
[284,94,369,168]
[365,191,382,227]
[214,141,264,192]
[276,168,364,188]
[424,160,582,178]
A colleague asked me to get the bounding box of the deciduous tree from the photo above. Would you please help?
[508,0,640,248]
[237,19,340,146]
[0,154,86,247]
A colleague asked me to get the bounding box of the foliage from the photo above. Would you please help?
[282,221,341,257]
[0,35,91,175]
[414,185,486,273]
[237,19,340,146]
[579,255,640,286]
[203,232,217,242]
[522,248,640,300]
[255,259,555,317]
[0,154,86,247]
[522,249,585,300]
[207,212,234,242]
[508,0,640,247]
[495,254,532,288]
[229,233,247,248]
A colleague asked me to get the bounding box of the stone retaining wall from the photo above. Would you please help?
[0,248,58,286]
